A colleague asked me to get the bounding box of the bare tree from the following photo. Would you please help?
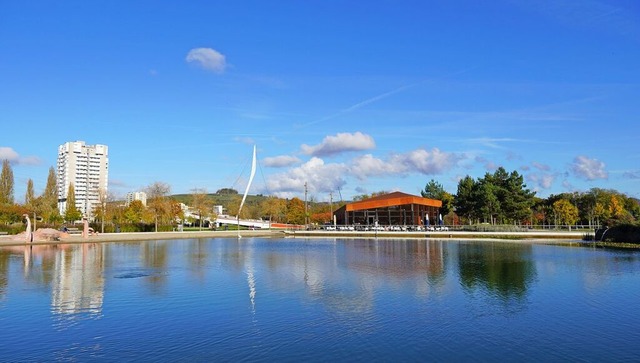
[146,182,171,232]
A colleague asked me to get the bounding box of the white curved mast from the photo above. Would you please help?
[237,145,257,238]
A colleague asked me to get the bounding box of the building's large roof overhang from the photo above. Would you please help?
[345,191,442,212]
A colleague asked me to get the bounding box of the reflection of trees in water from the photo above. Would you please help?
[188,238,209,281]
[0,250,8,298]
[1,246,70,299]
[458,242,536,301]
[142,241,168,291]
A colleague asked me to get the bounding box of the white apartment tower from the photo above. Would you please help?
[125,191,147,207]
[57,141,109,219]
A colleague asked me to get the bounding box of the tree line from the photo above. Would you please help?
[420,167,639,228]
[2,160,638,233]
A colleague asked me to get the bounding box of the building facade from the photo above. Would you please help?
[125,191,147,207]
[333,191,442,227]
[57,141,109,219]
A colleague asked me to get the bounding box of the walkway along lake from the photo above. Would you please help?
[1,237,639,361]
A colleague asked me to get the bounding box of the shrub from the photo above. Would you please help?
[595,224,640,244]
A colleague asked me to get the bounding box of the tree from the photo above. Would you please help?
[501,170,535,224]
[92,188,113,233]
[609,195,626,222]
[286,198,306,225]
[64,183,82,222]
[0,159,14,205]
[216,188,238,195]
[261,196,286,223]
[37,166,60,223]
[124,200,145,223]
[421,179,453,216]
[553,199,579,230]
[421,179,444,199]
[190,188,212,230]
[25,179,35,208]
[474,179,500,224]
[454,176,477,224]
[146,181,171,232]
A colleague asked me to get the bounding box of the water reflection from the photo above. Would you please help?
[0,244,106,324]
[458,242,536,301]
[51,244,105,325]
[1,239,640,361]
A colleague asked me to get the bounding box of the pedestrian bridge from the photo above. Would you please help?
[213,215,271,229]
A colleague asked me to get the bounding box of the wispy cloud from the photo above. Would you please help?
[527,172,556,189]
[186,47,226,73]
[0,147,41,165]
[263,155,300,168]
[234,137,255,145]
[622,170,640,180]
[467,137,525,149]
[300,68,478,128]
[475,156,499,171]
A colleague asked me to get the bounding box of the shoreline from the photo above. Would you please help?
[0,229,593,247]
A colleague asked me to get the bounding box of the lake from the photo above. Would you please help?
[1,237,639,362]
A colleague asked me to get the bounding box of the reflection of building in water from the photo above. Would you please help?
[342,239,446,280]
[51,244,105,316]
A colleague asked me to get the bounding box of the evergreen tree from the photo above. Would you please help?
[421,179,453,216]
[0,159,14,205]
[454,176,477,224]
[474,179,500,224]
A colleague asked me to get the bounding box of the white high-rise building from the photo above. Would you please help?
[57,141,109,219]
[125,191,147,207]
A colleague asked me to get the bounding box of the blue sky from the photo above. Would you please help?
[1,0,639,203]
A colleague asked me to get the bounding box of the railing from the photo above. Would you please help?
[307,224,600,232]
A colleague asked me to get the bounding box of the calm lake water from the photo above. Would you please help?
[1,237,639,362]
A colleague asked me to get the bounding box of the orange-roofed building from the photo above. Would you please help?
[333,191,442,227]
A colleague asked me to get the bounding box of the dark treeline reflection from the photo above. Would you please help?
[457,242,536,301]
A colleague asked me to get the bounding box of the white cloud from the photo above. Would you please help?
[351,148,462,179]
[186,47,226,73]
[301,132,375,157]
[0,147,41,165]
[350,154,400,179]
[571,155,608,180]
[263,147,461,197]
[392,148,463,175]
[0,147,19,161]
[263,155,300,168]
[265,157,348,197]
